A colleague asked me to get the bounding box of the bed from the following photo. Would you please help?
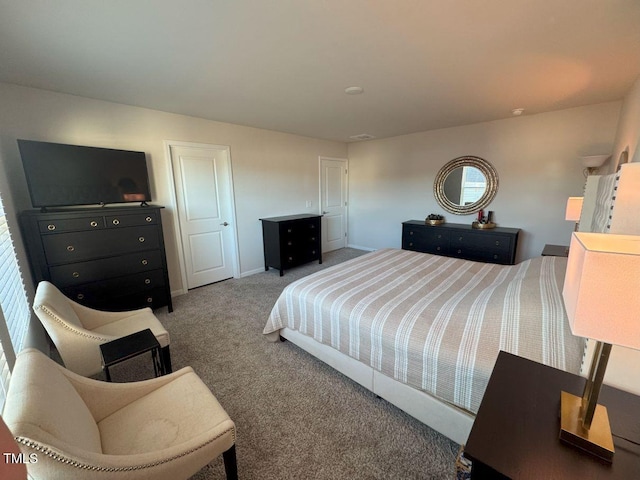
[263,163,640,445]
[264,248,584,443]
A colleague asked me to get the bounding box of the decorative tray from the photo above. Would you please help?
[426,219,445,226]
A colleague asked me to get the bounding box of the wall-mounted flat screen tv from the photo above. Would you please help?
[18,140,152,208]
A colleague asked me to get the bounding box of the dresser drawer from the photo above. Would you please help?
[402,225,450,253]
[42,226,160,264]
[66,286,169,312]
[450,232,512,252]
[49,250,163,287]
[62,269,165,302]
[38,216,105,234]
[105,211,158,228]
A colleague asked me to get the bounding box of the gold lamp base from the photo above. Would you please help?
[560,391,615,462]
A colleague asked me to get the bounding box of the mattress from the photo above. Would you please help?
[264,248,584,413]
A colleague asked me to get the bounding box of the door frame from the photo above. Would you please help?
[318,156,349,251]
[165,140,240,295]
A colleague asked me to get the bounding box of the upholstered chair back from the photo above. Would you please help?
[3,347,102,454]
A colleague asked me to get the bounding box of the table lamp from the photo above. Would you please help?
[561,232,640,462]
[565,197,583,223]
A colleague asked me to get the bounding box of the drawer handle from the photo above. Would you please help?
[311,237,316,241]
[72,272,80,278]
[459,236,463,241]
[145,216,153,222]
[310,225,315,229]
[67,245,75,252]
[144,278,151,285]
[288,256,293,261]
[437,234,441,239]
[47,224,56,231]
[495,241,500,246]
[436,246,441,251]
[90,221,98,227]
[457,249,462,254]
[287,229,292,233]
[409,231,413,235]
[77,293,84,300]
[146,297,153,303]
[409,242,413,247]
[112,219,120,225]
[141,259,148,265]
[494,254,498,259]
[138,236,145,243]
[288,241,292,246]
[311,250,316,255]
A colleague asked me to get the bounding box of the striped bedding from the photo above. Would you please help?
[264,248,584,413]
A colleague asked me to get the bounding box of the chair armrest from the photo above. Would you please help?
[69,300,153,330]
[57,362,195,422]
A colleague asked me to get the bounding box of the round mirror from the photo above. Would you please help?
[434,156,498,215]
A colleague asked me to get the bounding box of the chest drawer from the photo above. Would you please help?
[39,216,105,234]
[49,250,163,287]
[42,225,160,264]
[450,232,512,252]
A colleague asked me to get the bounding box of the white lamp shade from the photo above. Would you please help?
[581,154,610,168]
[563,232,640,350]
[565,197,583,222]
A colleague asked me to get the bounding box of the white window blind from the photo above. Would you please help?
[0,192,31,409]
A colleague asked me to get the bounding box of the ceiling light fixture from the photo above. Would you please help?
[344,86,364,95]
[349,134,375,140]
[512,108,525,116]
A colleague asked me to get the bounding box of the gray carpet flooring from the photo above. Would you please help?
[106,248,460,479]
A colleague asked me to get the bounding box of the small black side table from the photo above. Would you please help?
[541,243,569,257]
[100,329,165,382]
[465,351,640,479]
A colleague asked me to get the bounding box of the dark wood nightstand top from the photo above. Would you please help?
[541,244,569,257]
[465,351,640,479]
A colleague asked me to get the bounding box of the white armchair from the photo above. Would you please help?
[33,281,172,377]
[3,348,237,480]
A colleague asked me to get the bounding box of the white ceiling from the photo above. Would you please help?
[1,0,640,142]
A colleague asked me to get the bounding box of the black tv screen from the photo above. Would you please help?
[18,140,152,208]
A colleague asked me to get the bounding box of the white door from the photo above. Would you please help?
[170,144,237,289]
[320,157,348,252]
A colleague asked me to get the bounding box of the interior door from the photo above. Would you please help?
[320,157,348,252]
[170,144,236,289]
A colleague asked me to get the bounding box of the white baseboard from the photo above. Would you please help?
[347,244,376,252]
[240,267,266,278]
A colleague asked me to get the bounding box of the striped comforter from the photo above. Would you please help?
[264,248,584,413]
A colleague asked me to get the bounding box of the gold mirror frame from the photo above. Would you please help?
[434,156,498,215]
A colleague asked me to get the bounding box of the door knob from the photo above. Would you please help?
[221,222,229,226]
[322,211,329,214]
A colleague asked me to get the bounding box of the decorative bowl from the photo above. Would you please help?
[472,221,496,230]
[426,219,445,226]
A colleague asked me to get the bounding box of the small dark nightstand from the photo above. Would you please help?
[464,351,640,479]
[541,243,569,257]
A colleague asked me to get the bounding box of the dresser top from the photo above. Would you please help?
[403,220,520,235]
[21,204,164,217]
[260,213,322,223]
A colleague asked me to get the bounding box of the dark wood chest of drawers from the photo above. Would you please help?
[21,206,173,311]
[402,220,520,265]
[260,214,322,276]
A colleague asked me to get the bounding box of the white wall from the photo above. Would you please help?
[607,75,640,172]
[347,102,621,261]
[0,83,347,298]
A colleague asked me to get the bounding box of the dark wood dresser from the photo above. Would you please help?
[402,220,520,265]
[260,214,322,276]
[21,205,173,312]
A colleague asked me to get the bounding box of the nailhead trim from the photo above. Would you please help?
[15,427,235,472]
[36,305,111,342]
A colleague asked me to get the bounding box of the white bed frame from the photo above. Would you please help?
[280,327,474,445]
